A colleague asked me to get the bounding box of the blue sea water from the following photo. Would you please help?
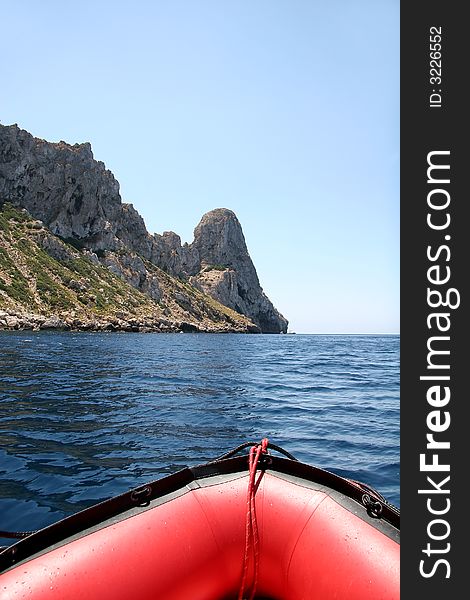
[0,332,399,542]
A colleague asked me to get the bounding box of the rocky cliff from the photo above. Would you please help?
[189,209,287,333]
[0,204,258,333]
[0,124,287,333]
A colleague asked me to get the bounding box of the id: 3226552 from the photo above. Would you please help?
[429,26,442,108]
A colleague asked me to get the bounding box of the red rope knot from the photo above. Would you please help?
[238,438,270,600]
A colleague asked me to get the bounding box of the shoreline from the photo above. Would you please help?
[0,309,261,334]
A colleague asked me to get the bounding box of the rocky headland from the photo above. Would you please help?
[0,124,287,333]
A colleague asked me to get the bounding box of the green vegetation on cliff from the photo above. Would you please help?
[0,204,258,332]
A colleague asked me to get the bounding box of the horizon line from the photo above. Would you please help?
[287,332,400,336]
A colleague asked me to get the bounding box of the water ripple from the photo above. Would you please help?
[0,332,399,538]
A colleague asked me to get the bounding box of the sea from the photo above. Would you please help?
[0,332,399,543]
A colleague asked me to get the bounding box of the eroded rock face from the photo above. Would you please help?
[0,124,123,248]
[102,251,162,302]
[0,124,287,332]
[189,209,288,333]
[150,231,199,277]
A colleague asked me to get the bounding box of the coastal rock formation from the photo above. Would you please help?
[190,209,288,333]
[0,204,258,333]
[0,124,140,251]
[0,124,287,333]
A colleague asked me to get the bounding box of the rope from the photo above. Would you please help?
[209,440,298,463]
[238,438,269,600]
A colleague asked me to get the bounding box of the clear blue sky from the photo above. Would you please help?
[1,0,399,333]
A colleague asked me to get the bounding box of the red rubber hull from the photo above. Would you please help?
[0,464,399,599]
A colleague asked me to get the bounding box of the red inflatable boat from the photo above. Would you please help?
[0,440,399,599]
